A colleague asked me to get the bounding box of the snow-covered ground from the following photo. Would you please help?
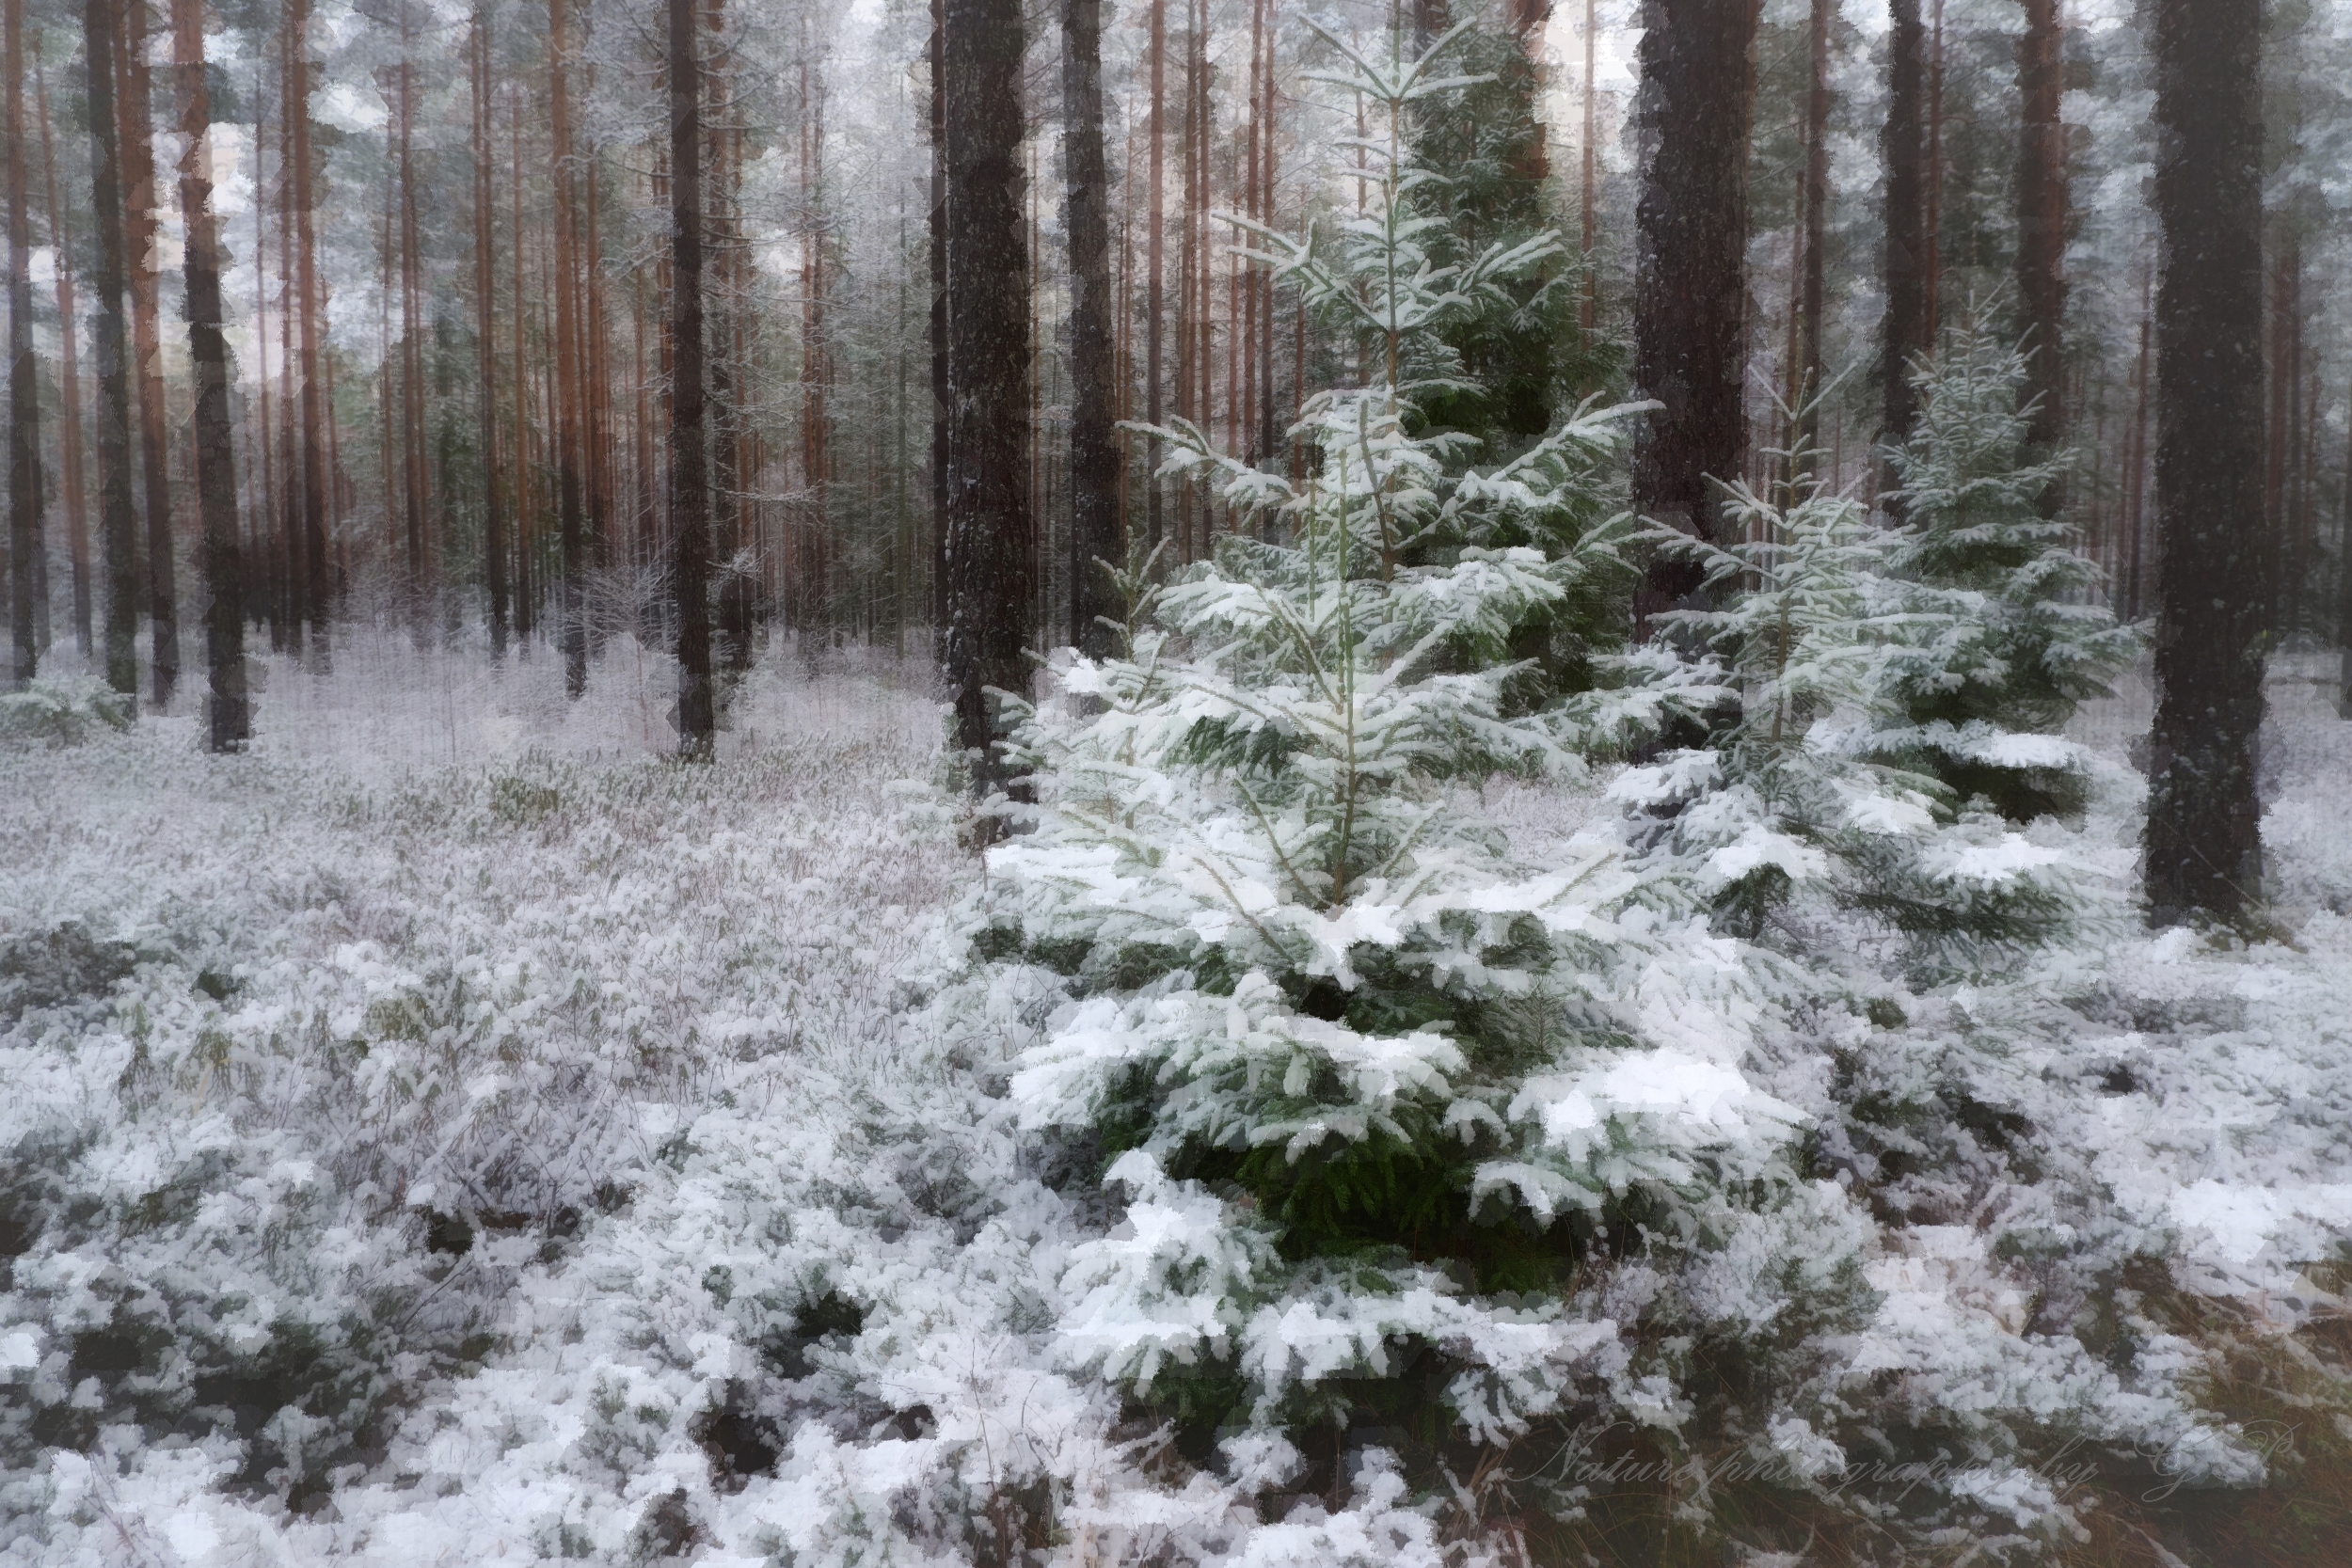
[5,633,2352,1564]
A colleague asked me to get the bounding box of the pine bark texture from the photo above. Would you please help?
[941,0,1033,795]
[1062,0,1119,658]
[291,0,328,654]
[1880,0,1928,472]
[6,0,39,685]
[119,0,178,703]
[471,12,507,657]
[36,61,94,657]
[2013,0,2067,509]
[82,0,140,695]
[669,0,713,755]
[1631,0,1758,623]
[2143,0,2267,925]
[171,0,246,748]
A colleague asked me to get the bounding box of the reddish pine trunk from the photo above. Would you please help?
[118,0,178,702]
[471,11,507,657]
[290,0,328,657]
[549,0,587,694]
[670,0,712,752]
[36,57,91,657]
[2013,0,2067,510]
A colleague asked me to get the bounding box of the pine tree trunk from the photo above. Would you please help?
[397,8,426,639]
[669,0,712,754]
[549,0,586,695]
[1580,0,1598,344]
[1924,0,1943,342]
[34,61,93,657]
[928,0,947,630]
[471,10,506,657]
[279,26,305,652]
[290,0,327,658]
[82,0,139,694]
[119,0,178,704]
[1062,0,1120,657]
[170,0,244,747]
[1880,0,1928,479]
[6,0,39,685]
[941,0,1033,804]
[2013,0,2066,511]
[1631,0,1759,627]
[1145,0,1166,552]
[2143,0,2267,927]
[1795,0,1830,457]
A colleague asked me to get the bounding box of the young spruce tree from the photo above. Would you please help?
[954,21,1804,1474]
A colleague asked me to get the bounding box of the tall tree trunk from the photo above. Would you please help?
[279,23,305,651]
[471,9,506,657]
[1580,0,1598,343]
[2013,0,2067,511]
[1145,0,1166,552]
[119,0,177,703]
[2143,0,2266,927]
[1795,0,1830,457]
[941,0,1033,804]
[290,0,326,657]
[251,78,278,645]
[6,0,38,685]
[1631,0,1759,628]
[397,6,426,638]
[512,78,534,642]
[1880,0,1928,483]
[170,0,244,746]
[928,0,947,629]
[669,0,712,754]
[35,57,90,657]
[1062,0,1119,657]
[1924,0,1943,343]
[549,0,586,694]
[83,0,139,693]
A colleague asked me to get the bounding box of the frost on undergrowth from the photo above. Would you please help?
[931,11,1840,1528]
[1864,312,2141,822]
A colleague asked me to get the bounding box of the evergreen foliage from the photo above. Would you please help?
[1869,320,2140,819]
[1636,435,2087,973]
[959,22,1806,1464]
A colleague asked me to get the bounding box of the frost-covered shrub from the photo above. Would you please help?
[1869,319,2139,820]
[0,678,135,748]
[940,21,1817,1495]
[1639,470,2085,972]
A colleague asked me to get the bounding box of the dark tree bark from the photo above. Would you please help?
[1062,0,1119,657]
[550,0,587,695]
[471,10,506,657]
[928,0,947,629]
[34,60,93,657]
[1795,0,1831,458]
[6,0,39,685]
[170,0,245,748]
[1145,0,1166,551]
[941,0,1033,801]
[119,0,178,703]
[2143,0,2266,926]
[2013,0,2067,510]
[1880,0,1929,480]
[669,0,712,755]
[1631,0,1759,627]
[82,0,139,694]
[290,0,328,658]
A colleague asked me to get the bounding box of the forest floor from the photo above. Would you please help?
[5,631,2352,1564]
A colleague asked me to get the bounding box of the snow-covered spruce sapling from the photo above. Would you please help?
[1869,319,2139,820]
[1636,463,2081,969]
[958,20,1801,1472]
